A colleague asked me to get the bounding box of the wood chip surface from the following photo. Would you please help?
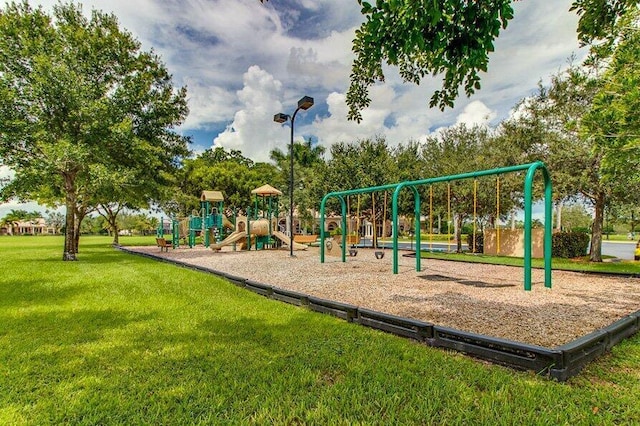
[129,245,640,348]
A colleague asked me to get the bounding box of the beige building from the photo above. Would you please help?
[484,228,545,258]
[0,218,56,236]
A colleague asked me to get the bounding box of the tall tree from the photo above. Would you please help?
[347,0,513,121]
[322,137,398,247]
[571,0,637,46]
[0,2,189,260]
[561,203,594,232]
[580,9,640,256]
[500,58,640,261]
[392,141,428,219]
[421,124,518,251]
[581,10,640,185]
[45,210,65,234]
[177,148,281,216]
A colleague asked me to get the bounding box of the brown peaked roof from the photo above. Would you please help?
[200,190,224,202]
[251,184,282,196]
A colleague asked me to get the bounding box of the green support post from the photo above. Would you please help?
[247,207,252,251]
[172,218,179,248]
[340,196,347,263]
[413,188,421,272]
[201,200,210,248]
[268,196,273,239]
[157,217,164,239]
[523,162,553,290]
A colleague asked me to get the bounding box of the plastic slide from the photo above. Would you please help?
[272,231,308,250]
[210,231,246,250]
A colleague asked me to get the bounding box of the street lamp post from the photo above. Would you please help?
[274,95,314,257]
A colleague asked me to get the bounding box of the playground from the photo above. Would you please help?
[129,243,640,349]
[143,163,640,352]
[157,185,307,252]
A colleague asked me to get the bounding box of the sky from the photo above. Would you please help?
[1,0,586,217]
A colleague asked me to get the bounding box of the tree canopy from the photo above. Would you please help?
[176,147,281,217]
[347,0,513,121]
[0,1,189,259]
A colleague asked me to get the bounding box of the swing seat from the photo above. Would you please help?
[374,251,385,259]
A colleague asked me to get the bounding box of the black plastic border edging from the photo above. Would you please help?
[272,287,309,307]
[118,247,640,381]
[356,308,434,341]
[308,296,358,321]
[245,279,272,297]
[431,325,562,375]
[551,313,640,381]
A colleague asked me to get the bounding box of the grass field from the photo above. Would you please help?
[1,236,639,424]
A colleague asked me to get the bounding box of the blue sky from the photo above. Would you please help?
[1,0,586,217]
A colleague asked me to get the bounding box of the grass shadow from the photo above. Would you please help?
[0,308,157,347]
[0,279,85,308]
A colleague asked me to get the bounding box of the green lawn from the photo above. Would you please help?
[1,236,639,424]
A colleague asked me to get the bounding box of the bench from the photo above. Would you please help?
[293,235,319,244]
[156,237,172,252]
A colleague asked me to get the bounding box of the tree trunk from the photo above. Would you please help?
[109,213,120,245]
[63,175,77,261]
[455,214,463,253]
[589,193,605,262]
[74,218,81,254]
[311,208,317,235]
[74,208,88,254]
[97,205,120,245]
[555,200,563,231]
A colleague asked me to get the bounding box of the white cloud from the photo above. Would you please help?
[182,78,238,129]
[212,65,288,162]
[313,88,390,149]
[15,0,587,161]
[455,101,497,127]
[0,165,14,181]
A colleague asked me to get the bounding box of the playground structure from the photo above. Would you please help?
[210,184,308,252]
[157,190,233,249]
[156,185,308,252]
[320,162,553,291]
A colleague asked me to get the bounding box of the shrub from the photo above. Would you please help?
[466,232,483,253]
[461,224,474,235]
[552,231,590,258]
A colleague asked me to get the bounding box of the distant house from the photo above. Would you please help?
[0,218,56,235]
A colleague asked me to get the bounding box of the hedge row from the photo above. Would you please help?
[552,231,590,258]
